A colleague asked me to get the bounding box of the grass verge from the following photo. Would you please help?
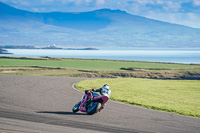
[75,78,200,118]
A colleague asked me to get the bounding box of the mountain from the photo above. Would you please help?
[0,2,200,48]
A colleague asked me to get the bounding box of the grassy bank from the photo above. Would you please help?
[75,78,200,118]
[1,57,200,79]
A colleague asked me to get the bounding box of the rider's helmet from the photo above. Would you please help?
[101,84,111,98]
[102,84,109,90]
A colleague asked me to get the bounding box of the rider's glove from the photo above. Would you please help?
[85,90,90,94]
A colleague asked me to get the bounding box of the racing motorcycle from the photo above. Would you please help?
[72,87,111,115]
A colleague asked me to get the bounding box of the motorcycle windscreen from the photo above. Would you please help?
[93,92,100,97]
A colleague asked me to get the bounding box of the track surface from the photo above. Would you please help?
[0,75,199,133]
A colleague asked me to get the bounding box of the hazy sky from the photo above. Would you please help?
[1,0,200,28]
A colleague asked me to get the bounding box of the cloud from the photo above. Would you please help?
[54,0,93,6]
[85,0,92,3]
[32,8,39,12]
[4,0,30,6]
[123,0,183,13]
[95,0,104,6]
[163,1,181,12]
[131,0,154,4]
[193,0,200,6]
[143,11,200,28]
[155,0,164,5]
[182,13,200,28]
[41,0,55,4]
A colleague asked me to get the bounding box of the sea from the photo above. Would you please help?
[1,48,200,64]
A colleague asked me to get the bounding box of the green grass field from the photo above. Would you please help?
[0,57,200,71]
[1,57,200,79]
[75,78,200,118]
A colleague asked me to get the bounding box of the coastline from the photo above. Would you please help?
[0,49,12,54]
[1,48,200,64]
[0,45,98,50]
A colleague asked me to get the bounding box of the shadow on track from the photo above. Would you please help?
[37,111,87,115]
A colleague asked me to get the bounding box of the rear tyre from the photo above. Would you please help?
[72,101,80,113]
[87,102,101,115]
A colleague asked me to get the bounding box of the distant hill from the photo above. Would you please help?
[0,2,200,48]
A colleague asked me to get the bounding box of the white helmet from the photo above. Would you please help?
[101,84,111,98]
[102,84,109,90]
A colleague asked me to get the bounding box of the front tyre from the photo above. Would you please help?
[87,102,101,115]
[72,101,80,113]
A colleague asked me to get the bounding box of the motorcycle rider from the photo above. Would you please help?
[85,84,111,108]
[91,84,111,98]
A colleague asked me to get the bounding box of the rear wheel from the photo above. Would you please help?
[87,102,101,115]
[72,101,80,113]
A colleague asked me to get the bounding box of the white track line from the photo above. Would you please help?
[72,83,84,94]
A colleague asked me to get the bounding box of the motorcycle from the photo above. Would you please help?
[72,89,111,115]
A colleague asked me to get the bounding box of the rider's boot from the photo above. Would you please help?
[99,106,104,112]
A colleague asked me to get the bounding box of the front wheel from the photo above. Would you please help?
[72,101,80,113]
[87,102,101,115]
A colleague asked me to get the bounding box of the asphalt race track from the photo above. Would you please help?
[0,75,200,133]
